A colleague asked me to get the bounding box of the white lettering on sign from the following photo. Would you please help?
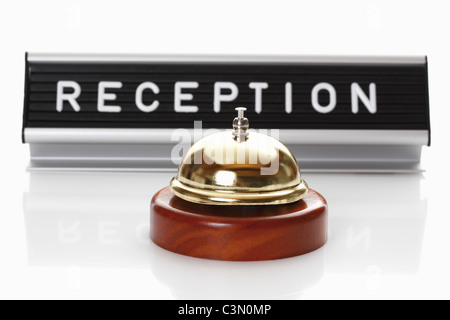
[56,81,81,112]
[285,82,292,114]
[54,81,378,114]
[249,82,269,114]
[214,82,239,113]
[311,82,337,114]
[98,81,123,113]
[351,83,377,114]
[174,81,199,113]
[135,82,160,113]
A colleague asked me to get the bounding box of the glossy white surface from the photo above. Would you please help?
[1,0,449,300]
[19,171,431,299]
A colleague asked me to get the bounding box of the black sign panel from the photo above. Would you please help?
[23,54,430,135]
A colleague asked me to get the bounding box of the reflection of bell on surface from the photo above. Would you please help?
[151,108,328,261]
[149,241,326,299]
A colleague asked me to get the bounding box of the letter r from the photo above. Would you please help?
[56,81,81,112]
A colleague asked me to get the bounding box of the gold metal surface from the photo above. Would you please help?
[170,108,308,205]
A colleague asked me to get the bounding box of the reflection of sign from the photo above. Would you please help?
[24,172,426,272]
[23,172,427,298]
[318,173,427,274]
[23,172,153,268]
[23,54,430,132]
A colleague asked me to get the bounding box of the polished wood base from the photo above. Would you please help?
[150,187,327,261]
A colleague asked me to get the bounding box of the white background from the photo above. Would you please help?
[0,0,449,300]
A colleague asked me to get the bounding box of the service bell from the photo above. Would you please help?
[170,107,309,206]
[151,108,327,261]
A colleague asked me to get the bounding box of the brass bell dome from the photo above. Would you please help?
[170,108,308,205]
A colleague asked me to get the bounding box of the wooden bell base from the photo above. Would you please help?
[150,187,328,261]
